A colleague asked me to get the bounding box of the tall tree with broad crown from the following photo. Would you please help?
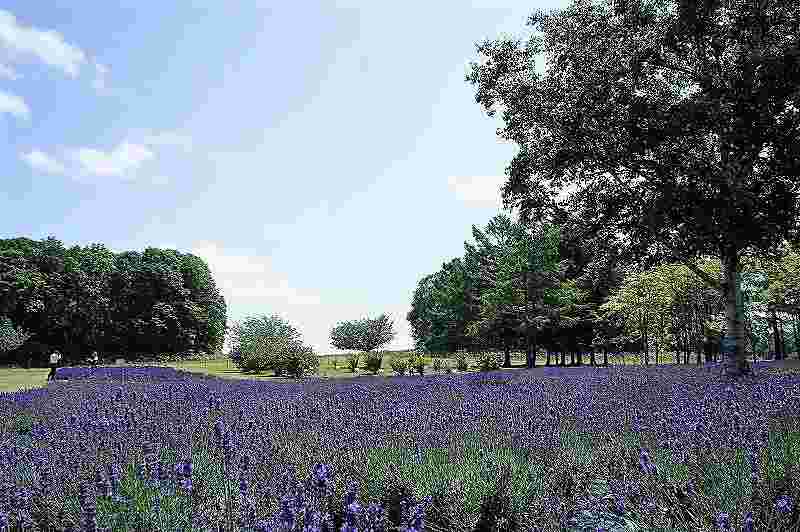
[466,0,800,379]
[330,313,397,353]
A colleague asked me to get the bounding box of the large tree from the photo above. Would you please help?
[0,237,227,363]
[407,258,489,354]
[329,313,397,353]
[462,213,567,368]
[466,0,800,379]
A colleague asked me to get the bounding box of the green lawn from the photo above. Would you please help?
[2,349,795,394]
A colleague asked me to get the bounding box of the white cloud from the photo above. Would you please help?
[20,150,65,174]
[0,89,29,119]
[0,9,87,77]
[24,131,192,182]
[142,131,192,151]
[447,175,506,209]
[70,141,155,177]
[177,241,416,354]
[448,174,581,224]
[0,63,18,79]
[91,60,108,92]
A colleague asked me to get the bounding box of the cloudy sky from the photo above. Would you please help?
[1,1,585,355]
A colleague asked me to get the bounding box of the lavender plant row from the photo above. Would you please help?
[1,362,799,531]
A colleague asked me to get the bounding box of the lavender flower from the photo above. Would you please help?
[742,511,754,532]
[715,512,730,531]
[775,495,793,514]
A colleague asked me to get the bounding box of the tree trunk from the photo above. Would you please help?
[527,328,537,369]
[603,345,608,366]
[769,305,783,360]
[722,247,752,378]
[502,331,512,368]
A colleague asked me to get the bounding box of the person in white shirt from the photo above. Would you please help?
[89,351,100,367]
[47,350,62,382]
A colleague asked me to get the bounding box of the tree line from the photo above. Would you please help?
[0,237,227,366]
[458,0,800,379]
[406,211,800,369]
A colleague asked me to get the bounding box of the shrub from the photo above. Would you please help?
[432,357,444,373]
[443,360,453,374]
[0,317,32,354]
[229,314,310,377]
[346,352,360,373]
[283,345,320,379]
[410,354,426,376]
[390,357,409,376]
[362,351,383,375]
[229,348,243,369]
[477,351,501,372]
[455,353,470,372]
[236,337,316,377]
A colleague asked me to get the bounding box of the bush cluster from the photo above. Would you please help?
[476,351,501,372]
[390,357,409,376]
[362,351,384,375]
[410,354,427,376]
[346,352,360,373]
[232,339,319,379]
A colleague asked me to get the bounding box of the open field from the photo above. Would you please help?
[1,352,800,531]
[2,309,795,529]
[3,349,797,394]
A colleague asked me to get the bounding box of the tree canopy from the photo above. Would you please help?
[329,313,397,353]
[0,236,227,364]
[465,0,800,379]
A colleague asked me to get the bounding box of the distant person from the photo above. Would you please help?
[47,350,62,382]
[89,351,100,367]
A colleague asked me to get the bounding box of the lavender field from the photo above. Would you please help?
[1,362,800,531]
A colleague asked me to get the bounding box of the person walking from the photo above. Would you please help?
[47,350,62,382]
[89,351,100,367]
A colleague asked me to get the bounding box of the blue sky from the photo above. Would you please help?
[0,1,581,355]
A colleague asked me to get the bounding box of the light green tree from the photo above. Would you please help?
[0,316,32,355]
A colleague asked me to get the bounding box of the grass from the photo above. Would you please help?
[2,349,797,394]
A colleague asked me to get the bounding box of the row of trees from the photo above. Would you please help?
[406,210,800,371]
[457,0,800,379]
[0,237,227,366]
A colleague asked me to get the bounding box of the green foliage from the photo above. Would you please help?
[0,316,32,354]
[283,345,320,379]
[390,357,409,376]
[455,353,470,372]
[464,0,800,375]
[230,314,312,377]
[432,357,444,373]
[410,354,427,376]
[472,465,522,532]
[362,351,383,375]
[346,352,360,373]
[476,351,501,372]
[330,314,397,352]
[0,237,227,361]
